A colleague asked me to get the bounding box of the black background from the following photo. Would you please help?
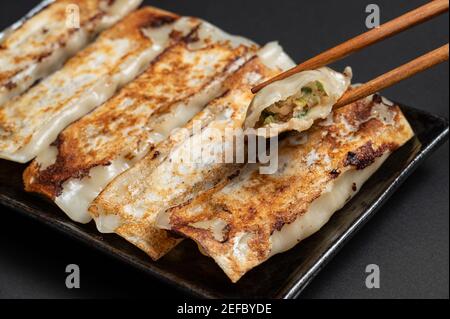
[0,0,448,299]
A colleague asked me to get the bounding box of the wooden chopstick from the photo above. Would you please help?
[252,0,449,93]
[333,44,449,108]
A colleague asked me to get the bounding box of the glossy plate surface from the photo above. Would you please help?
[0,105,448,298]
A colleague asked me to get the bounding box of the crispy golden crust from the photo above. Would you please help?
[23,21,256,200]
[1,7,180,160]
[88,57,280,260]
[0,0,133,94]
[166,95,414,282]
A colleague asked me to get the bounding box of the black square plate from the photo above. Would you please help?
[0,105,448,298]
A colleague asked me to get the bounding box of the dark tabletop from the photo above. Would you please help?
[0,0,448,299]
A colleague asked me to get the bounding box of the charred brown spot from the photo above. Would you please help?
[36,51,52,63]
[248,207,256,214]
[352,183,357,191]
[30,134,114,197]
[213,203,230,214]
[4,81,17,90]
[148,15,177,28]
[227,170,240,180]
[219,224,232,243]
[37,166,84,197]
[166,230,185,240]
[151,150,160,160]
[86,12,105,26]
[51,135,64,148]
[329,169,341,179]
[213,89,231,102]
[344,141,396,170]
[169,30,184,41]
[123,153,135,161]
[37,159,111,197]
[58,38,67,48]
[352,99,374,124]
[372,94,383,104]
[0,122,14,136]
[184,26,201,44]
[275,184,289,193]
[170,198,193,215]
[344,143,377,170]
[273,217,286,232]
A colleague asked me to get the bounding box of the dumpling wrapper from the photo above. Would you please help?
[160,94,414,282]
[0,7,196,163]
[244,67,352,137]
[88,43,295,260]
[0,0,142,106]
[24,18,258,223]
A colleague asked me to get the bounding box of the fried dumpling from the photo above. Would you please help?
[0,0,142,106]
[244,67,352,137]
[1,7,199,163]
[160,94,414,282]
[88,43,295,260]
[23,20,258,223]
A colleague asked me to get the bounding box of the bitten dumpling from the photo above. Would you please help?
[244,67,352,137]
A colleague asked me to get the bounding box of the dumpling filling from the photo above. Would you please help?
[244,67,352,138]
[256,80,330,128]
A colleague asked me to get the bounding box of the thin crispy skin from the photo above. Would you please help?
[0,0,142,104]
[88,58,282,260]
[1,7,184,162]
[24,23,256,199]
[165,95,414,282]
[24,19,257,226]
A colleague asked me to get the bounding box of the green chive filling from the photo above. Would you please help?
[256,80,328,127]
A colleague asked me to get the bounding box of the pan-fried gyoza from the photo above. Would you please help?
[0,0,142,106]
[23,20,258,223]
[0,2,420,284]
[0,7,199,163]
[158,95,413,282]
[88,43,295,259]
[244,67,352,137]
